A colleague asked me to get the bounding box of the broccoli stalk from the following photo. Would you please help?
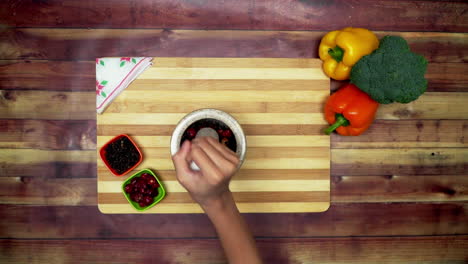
[350,36,428,104]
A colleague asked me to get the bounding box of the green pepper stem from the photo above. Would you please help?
[324,114,350,135]
[328,46,344,62]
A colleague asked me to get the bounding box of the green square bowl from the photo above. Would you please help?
[121,169,166,211]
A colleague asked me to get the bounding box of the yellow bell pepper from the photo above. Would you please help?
[319,27,379,80]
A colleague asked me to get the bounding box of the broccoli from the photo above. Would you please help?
[350,36,428,104]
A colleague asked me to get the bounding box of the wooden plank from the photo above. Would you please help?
[0,60,94,91]
[1,162,96,178]
[1,237,467,263]
[0,149,96,178]
[1,175,466,206]
[2,60,466,92]
[0,177,96,205]
[332,148,468,176]
[1,0,466,32]
[0,90,94,120]
[376,92,468,120]
[0,120,96,150]
[2,90,467,120]
[332,175,468,203]
[1,29,466,62]
[425,62,468,92]
[0,149,95,164]
[2,119,464,151]
[332,120,468,149]
[0,203,466,238]
[1,147,466,178]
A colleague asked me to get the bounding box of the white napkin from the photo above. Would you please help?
[96,57,153,114]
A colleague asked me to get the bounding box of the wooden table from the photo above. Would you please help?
[1,0,467,262]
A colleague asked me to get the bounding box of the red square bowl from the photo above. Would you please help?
[99,134,143,176]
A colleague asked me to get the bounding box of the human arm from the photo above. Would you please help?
[172,137,262,264]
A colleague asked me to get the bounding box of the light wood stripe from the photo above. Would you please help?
[98,169,331,181]
[97,136,330,148]
[97,113,326,125]
[98,180,330,193]
[98,191,330,204]
[139,68,328,80]
[150,58,324,68]
[115,90,328,103]
[105,101,323,113]
[98,202,331,213]
[130,79,329,90]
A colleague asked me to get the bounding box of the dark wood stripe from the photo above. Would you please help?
[1,0,466,32]
[0,29,465,63]
[1,203,466,237]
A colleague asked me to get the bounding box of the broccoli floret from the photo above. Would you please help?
[350,36,428,104]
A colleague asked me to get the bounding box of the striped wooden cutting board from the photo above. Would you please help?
[97,58,330,213]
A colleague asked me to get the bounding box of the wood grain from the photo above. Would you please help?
[0,0,466,262]
[0,177,96,205]
[3,90,467,120]
[332,175,468,203]
[1,203,466,238]
[1,237,467,263]
[0,120,95,150]
[96,58,330,213]
[0,162,96,178]
[332,148,468,176]
[0,90,94,120]
[1,0,466,32]
[1,175,466,206]
[2,60,466,92]
[0,60,94,91]
[1,29,466,62]
[1,147,466,178]
[332,120,468,149]
[1,119,465,151]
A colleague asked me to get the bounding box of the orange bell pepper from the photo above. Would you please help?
[324,84,379,136]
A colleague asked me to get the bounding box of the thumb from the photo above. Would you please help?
[172,140,192,177]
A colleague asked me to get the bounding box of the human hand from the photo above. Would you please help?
[172,137,240,207]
